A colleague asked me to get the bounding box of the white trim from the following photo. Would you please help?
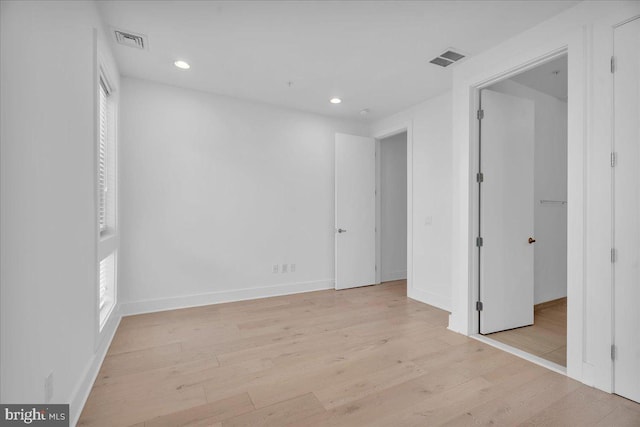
[471,334,567,376]
[372,122,414,298]
[463,46,568,336]
[375,137,382,284]
[468,47,568,336]
[121,280,334,316]
[409,286,451,312]
[71,304,122,426]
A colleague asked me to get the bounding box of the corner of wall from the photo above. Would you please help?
[69,304,122,426]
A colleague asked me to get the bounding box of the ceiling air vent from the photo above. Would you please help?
[429,49,466,67]
[114,29,148,50]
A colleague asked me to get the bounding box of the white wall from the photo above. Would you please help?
[379,132,407,282]
[489,79,568,304]
[370,93,453,311]
[0,0,121,423]
[448,0,640,393]
[119,78,367,312]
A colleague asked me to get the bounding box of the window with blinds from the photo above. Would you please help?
[97,69,117,331]
[98,79,109,234]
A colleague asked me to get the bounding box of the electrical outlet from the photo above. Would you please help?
[44,371,54,403]
[272,264,279,273]
[290,264,296,273]
[282,264,288,273]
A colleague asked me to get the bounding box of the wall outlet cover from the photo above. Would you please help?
[45,371,54,403]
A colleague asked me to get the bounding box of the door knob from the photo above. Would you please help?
[528,237,536,244]
[337,228,347,233]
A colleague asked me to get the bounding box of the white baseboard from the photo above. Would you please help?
[408,286,451,312]
[121,279,334,316]
[381,270,407,282]
[69,304,122,426]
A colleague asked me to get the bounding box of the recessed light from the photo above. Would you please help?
[174,60,190,70]
[330,97,342,104]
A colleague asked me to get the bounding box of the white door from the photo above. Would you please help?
[614,17,640,404]
[480,89,535,334]
[335,133,376,290]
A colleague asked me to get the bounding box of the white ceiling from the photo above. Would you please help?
[511,55,568,101]
[97,0,579,121]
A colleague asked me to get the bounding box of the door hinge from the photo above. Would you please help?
[611,152,617,167]
[476,237,483,247]
[476,301,483,311]
[375,264,377,272]
[476,172,484,183]
[611,248,617,263]
[611,344,616,360]
[477,109,484,120]
[611,56,616,74]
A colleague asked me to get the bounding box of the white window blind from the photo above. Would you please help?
[99,255,108,310]
[98,80,108,234]
[99,253,115,326]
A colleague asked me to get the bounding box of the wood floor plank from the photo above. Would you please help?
[595,400,640,427]
[99,342,218,379]
[79,385,207,426]
[487,297,567,366]
[144,393,255,427]
[524,386,626,426]
[221,393,326,427]
[78,281,639,427]
[440,368,580,426]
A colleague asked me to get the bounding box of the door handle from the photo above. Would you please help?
[337,228,347,233]
[528,237,536,244]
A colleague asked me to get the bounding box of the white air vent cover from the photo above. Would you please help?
[429,48,466,68]
[114,29,148,50]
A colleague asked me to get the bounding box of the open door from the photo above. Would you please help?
[479,89,535,334]
[335,133,376,290]
[613,16,640,404]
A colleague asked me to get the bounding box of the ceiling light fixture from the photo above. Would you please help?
[174,60,191,70]
[330,97,342,104]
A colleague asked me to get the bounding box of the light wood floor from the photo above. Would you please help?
[79,282,640,426]
[487,298,567,366]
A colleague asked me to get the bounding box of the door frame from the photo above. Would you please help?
[373,123,413,294]
[468,48,572,368]
[448,4,640,396]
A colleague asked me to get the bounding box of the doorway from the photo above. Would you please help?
[334,126,412,293]
[377,132,408,291]
[477,55,568,367]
